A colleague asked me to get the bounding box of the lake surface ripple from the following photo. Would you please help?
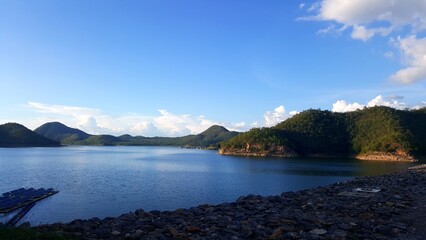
[0,146,415,225]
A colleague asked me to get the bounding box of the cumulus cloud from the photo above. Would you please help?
[314,0,426,33]
[366,95,407,109]
[24,102,255,137]
[153,110,220,136]
[302,0,426,83]
[332,95,411,112]
[332,100,364,112]
[264,105,297,127]
[390,35,426,83]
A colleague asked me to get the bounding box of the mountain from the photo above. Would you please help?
[220,106,426,162]
[34,122,90,144]
[177,125,240,148]
[0,123,60,147]
[35,123,239,148]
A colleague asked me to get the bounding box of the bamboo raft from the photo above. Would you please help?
[0,188,58,226]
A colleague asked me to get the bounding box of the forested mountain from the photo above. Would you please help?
[220,107,426,161]
[34,122,90,144]
[0,123,60,147]
[35,123,239,148]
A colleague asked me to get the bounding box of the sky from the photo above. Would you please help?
[1,0,425,137]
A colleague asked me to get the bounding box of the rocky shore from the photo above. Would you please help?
[219,144,300,158]
[356,151,417,162]
[35,165,426,239]
[220,147,418,162]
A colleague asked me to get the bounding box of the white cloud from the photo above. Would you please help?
[307,2,321,13]
[366,95,407,109]
[317,24,336,35]
[27,102,102,117]
[315,0,426,32]
[299,3,305,9]
[153,110,220,136]
[264,105,297,127]
[390,35,426,83]
[332,95,411,112]
[351,25,392,41]
[303,0,426,83]
[24,102,254,137]
[332,100,364,112]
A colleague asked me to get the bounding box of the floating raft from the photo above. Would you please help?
[0,188,58,214]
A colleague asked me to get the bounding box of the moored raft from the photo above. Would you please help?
[0,187,58,214]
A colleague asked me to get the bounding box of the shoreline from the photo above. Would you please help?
[32,164,426,239]
[219,149,419,162]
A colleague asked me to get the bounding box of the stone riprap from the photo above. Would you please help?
[35,165,426,239]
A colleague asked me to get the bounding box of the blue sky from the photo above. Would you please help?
[1,0,425,136]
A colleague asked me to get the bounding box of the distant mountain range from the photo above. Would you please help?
[34,122,239,149]
[0,123,60,147]
[220,106,426,162]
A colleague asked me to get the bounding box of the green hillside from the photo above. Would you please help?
[221,107,426,161]
[178,125,240,148]
[275,109,350,155]
[35,122,90,144]
[0,123,60,147]
[36,123,239,148]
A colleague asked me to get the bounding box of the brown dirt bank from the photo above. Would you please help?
[33,165,426,239]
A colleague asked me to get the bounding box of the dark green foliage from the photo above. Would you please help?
[34,122,90,143]
[221,128,292,152]
[396,108,426,155]
[0,123,60,147]
[78,135,121,146]
[221,106,426,157]
[275,110,350,155]
[346,107,410,153]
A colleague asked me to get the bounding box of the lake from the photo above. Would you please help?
[0,146,416,226]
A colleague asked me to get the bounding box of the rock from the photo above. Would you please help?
[131,229,144,239]
[111,230,121,236]
[332,229,347,238]
[308,228,327,235]
[359,212,374,219]
[185,225,201,233]
[281,219,297,225]
[284,232,298,239]
[269,227,285,239]
[168,227,180,238]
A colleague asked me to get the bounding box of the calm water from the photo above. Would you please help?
[0,146,416,225]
